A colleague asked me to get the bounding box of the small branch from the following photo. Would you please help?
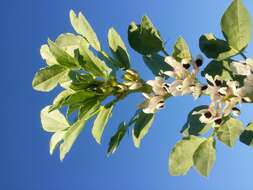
[162,48,169,56]
[240,52,247,60]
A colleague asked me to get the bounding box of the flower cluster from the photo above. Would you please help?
[140,55,253,128]
[123,69,143,90]
[140,55,204,114]
[194,59,253,126]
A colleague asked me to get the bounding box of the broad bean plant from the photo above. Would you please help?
[33,0,253,177]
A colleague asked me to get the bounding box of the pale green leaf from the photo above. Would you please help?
[107,122,128,155]
[221,0,252,50]
[40,44,58,66]
[92,105,114,144]
[59,115,87,160]
[49,90,74,112]
[78,43,112,78]
[108,27,130,69]
[78,98,100,119]
[181,105,211,136]
[64,90,98,105]
[193,138,216,177]
[132,111,155,148]
[217,117,243,147]
[201,60,234,81]
[199,33,238,61]
[172,37,192,62]
[128,16,163,55]
[32,65,68,92]
[67,104,81,117]
[169,136,205,176]
[143,53,172,78]
[50,131,66,155]
[240,122,253,147]
[40,106,70,132]
[48,39,78,68]
[69,10,101,51]
[55,33,88,57]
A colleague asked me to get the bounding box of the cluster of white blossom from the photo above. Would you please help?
[140,56,253,126]
[139,55,203,114]
[194,59,253,125]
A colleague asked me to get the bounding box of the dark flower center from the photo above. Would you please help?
[215,79,222,86]
[204,111,212,118]
[214,118,222,125]
[195,59,203,67]
[183,63,190,69]
[201,85,208,91]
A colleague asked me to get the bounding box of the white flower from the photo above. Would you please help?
[204,74,225,102]
[124,81,143,90]
[246,58,253,69]
[169,80,183,96]
[225,80,240,97]
[164,56,189,79]
[169,76,197,96]
[238,74,253,99]
[139,77,169,114]
[231,61,252,76]
[146,77,169,96]
[190,83,202,99]
[193,107,222,125]
[223,98,242,117]
[182,77,194,95]
[193,108,215,124]
[139,95,165,114]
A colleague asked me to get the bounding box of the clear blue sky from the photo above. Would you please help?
[2,0,253,189]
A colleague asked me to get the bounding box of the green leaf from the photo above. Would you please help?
[67,104,81,117]
[69,10,101,51]
[64,90,98,105]
[40,106,70,132]
[58,70,79,90]
[78,43,112,79]
[48,40,78,68]
[50,131,66,155]
[169,136,205,176]
[40,44,58,66]
[199,33,238,61]
[92,104,114,144]
[68,73,101,91]
[132,111,155,148]
[181,106,211,136]
[107,122,128,155]
[32,65,68,92]
[128,16,163,55]
[49,90,74,112]
[143,53,172,77]
[221,0,252,51]
[59,115,87,160]
[240,122,253,147]
[78,98,100,119]
[217,117,243,147]
[55,33,88,57]
[201,60,234,81]
[193,138,216,177]
[108,28,130,69]
[172,37,192,62]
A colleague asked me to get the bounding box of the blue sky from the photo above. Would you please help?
[2,0,253,189]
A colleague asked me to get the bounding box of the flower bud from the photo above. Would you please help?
[194,54,203,67]
[123,69,139,81]
[232,107,241,116]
